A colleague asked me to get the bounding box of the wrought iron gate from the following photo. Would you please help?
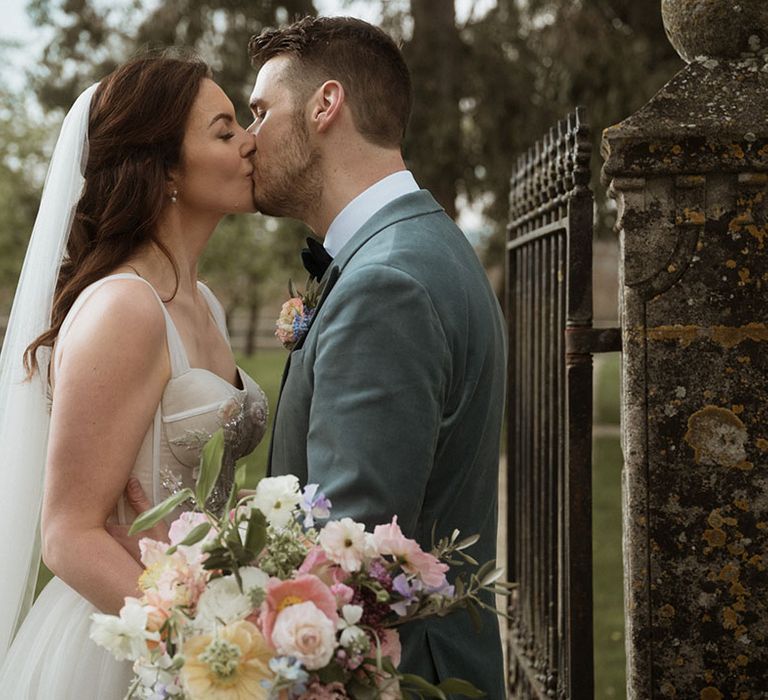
[505,109,620,699]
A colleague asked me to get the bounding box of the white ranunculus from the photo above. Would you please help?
[194,567,268,632]
[90,597,159,661]
[271,601,336,670]
[251,475,302,528]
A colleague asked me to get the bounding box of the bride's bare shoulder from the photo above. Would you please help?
[54,277,168,378]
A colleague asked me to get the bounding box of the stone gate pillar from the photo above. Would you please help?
[601,2,768,698]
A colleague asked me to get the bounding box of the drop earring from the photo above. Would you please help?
[170,189,178,203]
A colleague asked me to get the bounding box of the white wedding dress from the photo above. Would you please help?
[0,273,268,699]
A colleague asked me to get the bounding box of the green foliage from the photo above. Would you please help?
[593,435,626,699]
[0,80,52,309]
[1,0,685,312]
[197,427,225,505]
[128,488,194,535]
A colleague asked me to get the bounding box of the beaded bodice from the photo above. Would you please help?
[55,274,267,523]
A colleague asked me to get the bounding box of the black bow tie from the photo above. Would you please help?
[301,237,333,281]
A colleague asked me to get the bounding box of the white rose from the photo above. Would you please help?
[271,601,336,670]
[90,597,159,661]
[251,475,302,528]
[194,567,268,632]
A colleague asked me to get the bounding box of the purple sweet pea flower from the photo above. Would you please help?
[300,483,332,528]
[427,580,456,597]
[390,573,423,616]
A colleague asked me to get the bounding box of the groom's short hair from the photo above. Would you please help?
[248,16,411,148]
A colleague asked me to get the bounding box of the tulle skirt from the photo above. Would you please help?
[0,576,133,699]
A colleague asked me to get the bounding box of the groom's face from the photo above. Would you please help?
[248,56,322,219]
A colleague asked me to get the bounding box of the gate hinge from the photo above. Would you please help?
[565,326,622,354]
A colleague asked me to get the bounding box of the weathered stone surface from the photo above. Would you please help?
[662,0,768,63]
[602,43,768,700]
[602,60,768,180]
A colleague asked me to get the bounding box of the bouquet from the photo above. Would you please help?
[90,430,510,699]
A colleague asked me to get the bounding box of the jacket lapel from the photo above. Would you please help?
[297,190,443,342]
[267,190,444,475]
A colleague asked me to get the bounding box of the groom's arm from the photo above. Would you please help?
[308,263,450,536]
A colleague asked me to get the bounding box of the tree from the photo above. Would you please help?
[403,0,463,219]
[0,72,52,312]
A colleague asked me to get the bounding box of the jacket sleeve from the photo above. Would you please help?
[306,263,451,536]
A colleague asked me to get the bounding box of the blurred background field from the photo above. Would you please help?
[0,0,684,341]
[2,0,656,693]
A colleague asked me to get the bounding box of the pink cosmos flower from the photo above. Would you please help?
[372,516,449,588]
[261,574,339,646]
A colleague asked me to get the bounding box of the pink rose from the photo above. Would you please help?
[299,545,349,586]
[271,601,336,670]
[261,574,339,646]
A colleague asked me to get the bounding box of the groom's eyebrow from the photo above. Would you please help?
[208,113,234,127]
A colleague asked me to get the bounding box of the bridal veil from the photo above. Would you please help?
[0,83,98,663]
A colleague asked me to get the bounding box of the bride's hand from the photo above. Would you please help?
[105,478,170,565]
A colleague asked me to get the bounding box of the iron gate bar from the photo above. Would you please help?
[505,107,620,700]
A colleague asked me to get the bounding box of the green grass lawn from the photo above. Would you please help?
[236,348,289,487]
[593,354,625,699]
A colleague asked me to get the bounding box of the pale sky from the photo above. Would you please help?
[1,0,496,90]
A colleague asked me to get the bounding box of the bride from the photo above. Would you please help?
[0,53,268,697]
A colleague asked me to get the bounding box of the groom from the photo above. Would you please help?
[247,15,507,696]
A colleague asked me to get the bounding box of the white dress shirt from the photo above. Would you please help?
[323,170,420,258]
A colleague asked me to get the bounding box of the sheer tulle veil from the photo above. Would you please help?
[0,83,98,663]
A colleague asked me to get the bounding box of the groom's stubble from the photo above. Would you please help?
[252,105,323,221]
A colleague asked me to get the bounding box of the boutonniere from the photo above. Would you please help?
[275,278,326,351]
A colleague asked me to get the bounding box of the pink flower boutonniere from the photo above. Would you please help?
[275,278,325,351]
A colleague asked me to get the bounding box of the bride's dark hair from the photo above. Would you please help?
[24,51,211,376]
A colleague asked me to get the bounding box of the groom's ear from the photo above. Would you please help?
[310,80,345,134]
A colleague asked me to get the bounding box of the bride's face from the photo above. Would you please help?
[174,79,257,214]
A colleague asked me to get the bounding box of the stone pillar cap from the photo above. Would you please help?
[663,0,768,63]
[602,60,768,180]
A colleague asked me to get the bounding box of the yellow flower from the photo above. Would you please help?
[181,620,273,700]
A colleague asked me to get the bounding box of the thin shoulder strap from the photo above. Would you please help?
[197,281,231,343]
[57,273,190,377]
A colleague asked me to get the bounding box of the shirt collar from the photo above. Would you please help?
[323,170,420,258]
